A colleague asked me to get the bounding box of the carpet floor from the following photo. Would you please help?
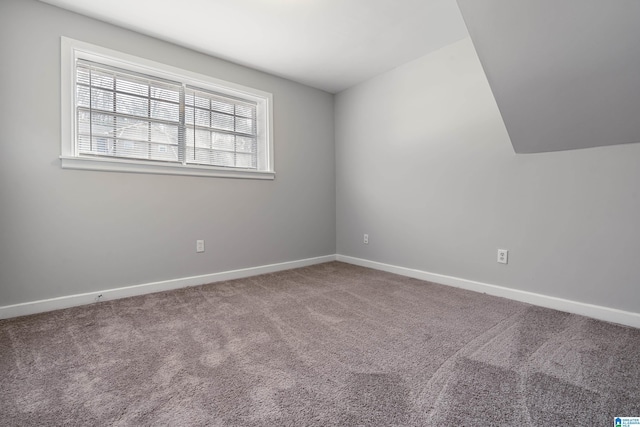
[1,261,639,426]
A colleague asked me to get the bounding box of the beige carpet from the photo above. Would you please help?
[1,262,639,425]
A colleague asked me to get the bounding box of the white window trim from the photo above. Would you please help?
[60,37,275,180]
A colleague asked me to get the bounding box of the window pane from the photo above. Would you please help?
[116,78,148,97]
[186,147,213,164]
[212,112,234,131]
[195,129,210,148]
[149,142,178,162]
[185,127,194,147]
[115,116,148,141]
[235,104,255,118]
[236,152,255,168]
[185,106,194,125]
[90,113,116,137]
[77,110,90,135]
[195,108,209,127]
[185,146,194,161]
[211,98,234,114]
[197,148,213,164]
[195,95,209,109]
[212,150,234,167]
[116,93,149,117]
[77,67,90,85]
[150,123,178,146]
[90,71,114,89]
[151,85,180,103]
[236,136,256,153]
[150,100,179,122]
[212,132,235,151]
[79,136,115,156]
[114,139,150,159]
[77,134,92,153]
[236,117,254,134]
[96,138,115,155]
[91,88,114,111]
[77,85,90,108]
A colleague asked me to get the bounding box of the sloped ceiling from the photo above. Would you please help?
[38,0,468,94]
[457,0,640,153]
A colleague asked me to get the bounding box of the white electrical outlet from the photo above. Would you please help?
[497,249,508,264]
[196,240,205,253]
[363,234,369,244]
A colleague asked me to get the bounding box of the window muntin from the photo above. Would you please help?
[76,60,183,163]
[184,87,258,169]
[61,37,274,180]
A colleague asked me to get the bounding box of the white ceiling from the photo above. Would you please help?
[39,0,469,93]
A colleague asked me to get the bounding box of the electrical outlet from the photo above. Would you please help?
[196,240,205,253]
[363,234,369,244]
[497,249,508,264]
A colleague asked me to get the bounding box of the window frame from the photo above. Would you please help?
[60,37,275,180]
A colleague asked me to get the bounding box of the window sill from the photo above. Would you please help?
[60,156,275,180]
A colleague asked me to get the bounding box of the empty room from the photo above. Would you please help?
[1,0,639,425]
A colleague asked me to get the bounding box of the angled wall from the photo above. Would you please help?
[458,0,640,153]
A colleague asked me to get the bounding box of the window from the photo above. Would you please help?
[61,37,274,179]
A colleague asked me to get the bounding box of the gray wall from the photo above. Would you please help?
[336,37,640,313]
[2,0,638,316]
[0,0,335,306]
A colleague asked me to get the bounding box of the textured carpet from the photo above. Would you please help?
[1,261,639,426]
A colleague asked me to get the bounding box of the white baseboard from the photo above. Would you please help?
[4,253,639,329]
[0,255,336,320]
[336,255,640,329]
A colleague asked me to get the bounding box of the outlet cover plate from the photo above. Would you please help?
[497,249,508,264]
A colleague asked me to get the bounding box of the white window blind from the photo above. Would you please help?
[62,37,274,180]
[77,60,182,163]
[76,61,259,169]
[185,87,258,169]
